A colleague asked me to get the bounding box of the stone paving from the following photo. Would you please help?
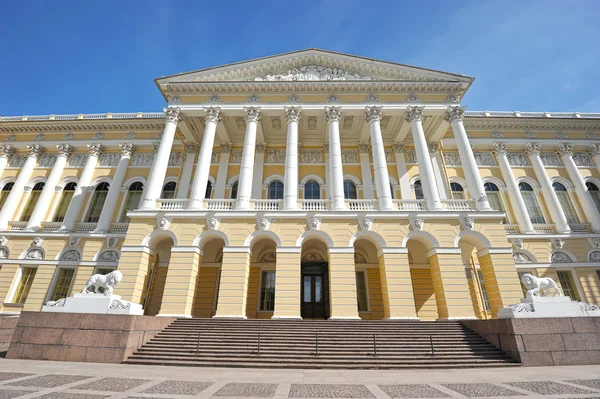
[0,359,600,399]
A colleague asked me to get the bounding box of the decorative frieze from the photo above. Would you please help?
[211,149,220,164]
[131,153,154,167]
[123,132,136,139]
[37,155,57,168]
[299,149,323,164]
[524,131,536,139]
[254,65,372,81]
[99,153,121,167]
[507,152,529,166]
[443,152,461,166]
[405,150,417,164]
[385,148,394,163]
[587,132,599,140]
[540,152,561,166]
[62,133,74,141]
[231,149,243,163]
[5,135,16,142]
[341,149,358,163]
[92,132,104,140]
[474,152,496,166]
[168,153,182,166]
[68,153,89,167]
[33,133,45,141]
[266,149,286,163]
[9,155,26,168]
[556,132,568,139]
[573,153,594,167]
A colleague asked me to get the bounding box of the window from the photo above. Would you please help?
[259,271,276,311]
[0,182,14,210]
[552,182,578,224]
[161,181,176,199]
[556,271,581,300]
[13,267,37,304]
[53,182,77,222]
[230,182,239,199]
[20,182,45,222]
[268,181,284,200]
[477,270,491,311]
[389,183,395,199]
[119,182,144,223]
[518,182,545,224]
[450,182,465,200]
[86,182,110,223]
[484,182,504,211]
[586,182,600,213]
[343,180,357,200]
[356,271,368,312]
[50,268,75,301]
[304,180,321,200]
[205,181,212,199]
[413,180,423,200]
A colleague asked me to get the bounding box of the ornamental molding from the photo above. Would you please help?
[524,142,542,157]
[203,107,221,124]
[286,94,302,103]
[365,94,380,103]
[257,217,271,231]
[308,216,321,230]
[463,119,600,132]
[357,143,370,153]
[556,143,574,157]
[427,142,440,154]
[0,145,15,158]
[365,106,383,124]
[444,106,465,123]
[56,144,74,157]
[119,143,135,157]
[491,142,508,155]
[405,106,424,122]
[588,143,600,157]
[165,107,182,123]
[359,217,372,231]
[0,115,165,134]
[284,106,301,123]
[324,106,342,123]
[87,143,103,157]
[244,106,261,123]
[254,65,374,82]
[27,144,44,158]
[391,142,405,153]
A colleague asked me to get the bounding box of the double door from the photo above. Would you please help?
[300,262,329,319]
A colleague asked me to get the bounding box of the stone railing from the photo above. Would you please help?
[110,223,129,233]
[0,112,164,122]
[75,222,97,232]
[300,199,328,211]
[205,199,234,210]
[8,221,27,231]
[442,199,475,211]
[253,199,281,211]
[157,198,188,210]
[504,224,519,234]
[569,223,591,233]
[41,222,62,232]
[394,199,426,211]
[347,199,377,211]
[533,224,555,234]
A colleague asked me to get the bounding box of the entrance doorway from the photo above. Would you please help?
[301,262,329,319]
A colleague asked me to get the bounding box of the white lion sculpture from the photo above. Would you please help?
[520,273,562,297]
[82,270,123,296]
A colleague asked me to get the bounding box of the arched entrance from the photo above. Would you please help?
[301,239,329,319]
[246,237,277,319]
[142,237,173,316]
[407,239,438,320]
[353,238,383,320]
[192,237,224,318]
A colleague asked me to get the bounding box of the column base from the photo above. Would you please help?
[157,314,192,318]
[212,315,248,319]
[271,316,303,320]
[328,316,362,320]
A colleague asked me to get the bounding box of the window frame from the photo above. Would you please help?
[52,182,77,223]
[552,181,580,224]
[267,181,284,200]
[11,266,37,304]
[343,180,358,200]
[118,181,145,223]
[47,266,76,302]
[413,179,424,200]
[84,182,110,223]
[304,180,321,200]
[355,270,370,312]
[556,270,583,301]
[518,181,546,224]
[161,181,177,199]
[0,182,15,210]
[20,182,45,222]
[258,270,276,312]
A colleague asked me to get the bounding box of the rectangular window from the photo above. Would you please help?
[119,191,143,223]
[13,267,37,304]
[259,271,276,311]
[521,191,545,224]
[356,271,368,312]
[50,268,75,301]
[53,190,74,222]
[477,270,491,311]
[557,271,581,300]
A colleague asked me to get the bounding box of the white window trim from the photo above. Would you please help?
[45,265,76,303]
[80,179,111,223]
[556,269,585,302]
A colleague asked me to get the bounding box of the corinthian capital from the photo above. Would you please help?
[185,143,200,153]
[0,145,15,158]
[524,142,542,157]
[427,142,440,154]
[56,144,74,157]
[588,143,600,157]
[255,142,267,152]
[324,106,342,123]
[27,144,44,158]
[284,106,301,123]
[119,143,135,157]
[203,107,221,124]
[556,142,574,157]
[365,106,383,124]
[219,142,232,153]
[244,106,261,123]
[165,107,182,123]
[392,142,405,153]
[404,106,424,123]
[444,105,466,123]
[357,143,370,153]
[87,143,104,157]
[491,142,508,155]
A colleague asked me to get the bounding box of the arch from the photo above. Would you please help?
[141,229,179,249]
[409,174,421,186]
[587,249,600,262]
[27,176,47,186]
[95,248,120,262]
[374,175,399,186]
[89,176,113,187]
[57,176,79,188]
[227,175,240,185]
[264,174,285,185]
[550,176,575,190]
[482,176,507,188]
[513,250,537,264]
[348,230,386,250]
[123,176,147,188]
[343,174,362,185]
[401,230,440,251]
[448,176,468,188]
[583,176,600,188]
[0,177,16,189]
[57,248,82,262]
[550,250,576,263]
[454,230,493,251]
[163,175,179,185]
[295,229,334,248]
[300,174,325,185]
[20,247,45,260]
[244,230,282,247]
[193,230,230,250]
[516,176,541,189]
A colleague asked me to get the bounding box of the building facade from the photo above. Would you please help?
[0,49,599,321]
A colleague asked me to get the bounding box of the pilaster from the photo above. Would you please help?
[214,247,251,318]
[328,248,360,320]
[158,248,201,317]
[272,248,302,319]
[378,249,418,319]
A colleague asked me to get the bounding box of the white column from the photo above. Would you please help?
[557,143,600,232]
[428,142,449,200]
[588,144,600,176]
[445,106,491,210]
[392,143,411,199]
[235,107,260,210]
[25,144,73,231]
[524,142,571,233]
[252,143,266,199]
[214,143,231,199]
[366,106,393,210]
[358,143,374,200]
[140,107,181,210]
[325,107,345,211]
[94,144,134,232]
[59,144,102,232]
[176,144,199,199]
[283,106,301,210]
[323,143,330,200]
[0,145,43,230]
[491,143,535,234]
[405,106,442,210]
[0,145,15,179]
[188,107,220,209]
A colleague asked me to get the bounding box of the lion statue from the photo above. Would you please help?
[520,273,562,297]
[82,270,123,296]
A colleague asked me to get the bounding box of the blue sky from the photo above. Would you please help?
[1,1,599,116]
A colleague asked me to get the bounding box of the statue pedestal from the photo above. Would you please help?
[498,296,600,319]
[41,293,143,315]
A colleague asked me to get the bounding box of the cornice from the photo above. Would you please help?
[0,113,165,133]
[463,119,600,131]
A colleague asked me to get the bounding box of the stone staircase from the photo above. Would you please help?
[124,319,520,369]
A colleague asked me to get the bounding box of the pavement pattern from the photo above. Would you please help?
[0,360,599,399]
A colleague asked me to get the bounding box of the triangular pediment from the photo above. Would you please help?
[155,49,473,85]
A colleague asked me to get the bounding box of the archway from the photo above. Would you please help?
[141,236,174,316]
[406,239,438,320]
[353,238,382,320]
[246,237,278,319]
[192,237,225,318]
[301,238,329,319]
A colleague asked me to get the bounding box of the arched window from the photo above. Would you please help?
[450,182,465,199]
[268,181,284,200]
[119,182,144,223]
[21,182,45,222]
[304,180,321,200]
[552,182,578,224]
[0,182,14,210]
[586,182,600,213]
[53,182,77,222]
[518,182,545,224]
[343,180,358,200]
[205,181,213,199]
[161,181,176,199]
[230,182,239,199]
[86,182,110,223]
[389,183,395,199]
[413,180,423,200]
[484,182,504,212]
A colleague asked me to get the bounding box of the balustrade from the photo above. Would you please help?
[110,223,129,233]
[157,198,189,210]
[441,199,475,211]
[347,199,377,211]
[568,223,591,233]
[533,224,555,234]
[300,199,328,211]
[75,222,97,232]
[504,224,519,234]
[252,199,281,211]
[8,221,27,231]
[205,199,234,210]
[394,199,426,211]
[41,222,62,232]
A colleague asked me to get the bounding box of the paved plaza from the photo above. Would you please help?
[0,360,598,399]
